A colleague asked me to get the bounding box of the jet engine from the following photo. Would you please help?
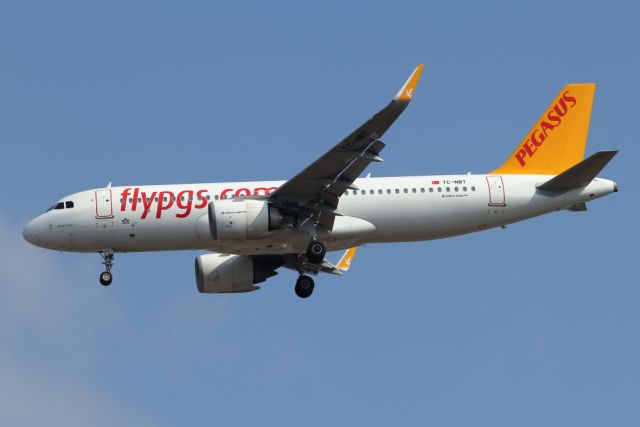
[195,253,281,293]
[208,199,284,240]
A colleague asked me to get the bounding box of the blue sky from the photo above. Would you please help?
[0,1,637,425]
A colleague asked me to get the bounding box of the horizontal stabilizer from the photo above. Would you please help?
[537,150,618,191]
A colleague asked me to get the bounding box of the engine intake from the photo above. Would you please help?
[195,253,281,293]
[208,199,284,240]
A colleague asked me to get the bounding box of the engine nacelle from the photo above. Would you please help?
[195,253,280,293]
[208,199,283,240]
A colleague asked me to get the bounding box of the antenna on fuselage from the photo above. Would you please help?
[107,181,112,188]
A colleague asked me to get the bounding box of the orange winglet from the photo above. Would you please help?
[337,247,358,271]
[394,64,425,102]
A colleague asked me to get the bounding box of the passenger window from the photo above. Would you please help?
[395,189,400,194]
[138,198,142,203]
[403,188,408,193]
[454,187,458,192]
[378,189,383,194]
[206,195,211,200]
[412,188,416,193]
[128,198,133,203]
[463,187,467,191]
[437,188,442,193]
[471,186,476,191]
[361,190,366,195]
[370,190,374,195]
[420,188,425,193]
[387,189,391,194]
[65,201,74,209]
[154,197,159,202]
[214,195,219,200]
[446,187,450,192]
[429,188,433,193]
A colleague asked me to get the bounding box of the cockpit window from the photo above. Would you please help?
[65,201,74,209]
[46,202,65,212]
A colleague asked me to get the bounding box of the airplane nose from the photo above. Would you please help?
[22,219,40,246]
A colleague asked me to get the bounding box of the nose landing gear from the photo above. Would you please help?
[99,249,114,286]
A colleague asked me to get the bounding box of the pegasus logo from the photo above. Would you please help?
[405,88,414,98]
[514,90,577,167]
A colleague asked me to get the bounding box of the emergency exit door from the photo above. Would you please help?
[486,176,506,207]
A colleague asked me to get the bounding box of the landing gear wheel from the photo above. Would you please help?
[99,249,115,287]
[99,271,113,286]
[295,275,315,299]
[306,239,326,264]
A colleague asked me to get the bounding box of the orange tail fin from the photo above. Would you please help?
[491,84,596,175]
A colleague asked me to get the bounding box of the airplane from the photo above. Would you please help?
[22,64,618,298]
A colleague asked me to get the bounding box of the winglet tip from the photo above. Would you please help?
[337,247,358,271]
[394,64,425,102]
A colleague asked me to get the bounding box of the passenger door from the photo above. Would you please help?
[95,189,114,218]
[486,176,506,207]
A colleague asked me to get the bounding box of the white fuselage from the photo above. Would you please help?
[22,174,616,255]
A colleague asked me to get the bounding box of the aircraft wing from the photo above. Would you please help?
[268,65,424,229]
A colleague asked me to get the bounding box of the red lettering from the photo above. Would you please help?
[253,187,278,196]
[539,121,555,137]
[523,140,537,156]
[220,188,233,200]
[140,191,157,219]
[546,110,561,126]
[235,188,251,198]
[562,90,577,107]
[176,190,193,218]
[194,189,208,209]
[530,129,546,147]
[131,187,139,211]
[515,149,527,167]
[156,191,175,218]
[120,188,131,211]
[553,99,568,117]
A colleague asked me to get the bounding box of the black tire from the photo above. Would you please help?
[294,275,315,298]
[306,240,326,263]
[99,271,113,286]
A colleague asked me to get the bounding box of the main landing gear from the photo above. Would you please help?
[294,238,325,298]
[99,249,114,286]
[306,238,326,264]
[295,275,315,299]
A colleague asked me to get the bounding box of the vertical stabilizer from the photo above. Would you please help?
[491,84,596,175]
